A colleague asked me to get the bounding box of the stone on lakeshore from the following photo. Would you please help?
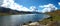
[22,25,28,26]
[28,22,40,26]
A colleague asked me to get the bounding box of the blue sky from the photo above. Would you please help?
[15,0,60,10]
[1,0,60,13]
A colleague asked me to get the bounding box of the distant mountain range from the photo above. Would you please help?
[0,7,41,15]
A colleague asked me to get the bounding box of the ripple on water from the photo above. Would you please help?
[0,14,50,26]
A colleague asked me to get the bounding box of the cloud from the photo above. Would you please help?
[0,0,3,6]
[1,0,33,11]
[29,6,38,12]
[58,2,60,5]
[39,3,57,13]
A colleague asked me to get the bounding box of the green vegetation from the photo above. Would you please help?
[47,10,60,21]
[38,10,60,26]
[0,13,10,16]
[0,12,21,16]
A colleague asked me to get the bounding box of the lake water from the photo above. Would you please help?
[0,14,50,26]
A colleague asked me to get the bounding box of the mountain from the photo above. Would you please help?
[0,7,19,14]
[0,7,41,16]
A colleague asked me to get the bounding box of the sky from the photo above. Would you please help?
[15,0,59,9]
[1,0,60,13]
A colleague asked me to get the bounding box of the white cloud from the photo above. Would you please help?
[0,0,3,6]
[58,2,60,5]
[29,6,38,12]
[39,3,57,13]
[1,0,33,11]
[0,0,40,12]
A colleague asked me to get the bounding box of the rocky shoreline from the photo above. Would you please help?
[21,20,60,26]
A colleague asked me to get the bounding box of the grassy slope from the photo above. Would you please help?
[47,10,60,21]
[38,10,60,25]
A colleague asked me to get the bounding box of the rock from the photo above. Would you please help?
[22,25,28,26]
[28,22,40,26]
